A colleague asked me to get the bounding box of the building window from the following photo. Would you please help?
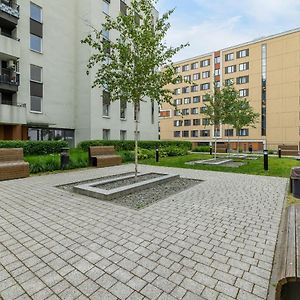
[183,75,191,82]
[239,62,249,71]
[103,90,110,116]
[191,107,199,115]
[30,2,42,23]
[191,85,199,92]
[120,0,127,15]
[225,65,236,74]
[182,64,189,72]
[182,108,189,115]
[200,106,207,113]
[174,98,182,105]
[120,130,126,140]
[30,65,43,113]
[200,83,210,90]
[182,87,190,94]
[239,89,249,97]
[193,96,200,103]
[174,120,183,127]
[202,95,209,102]
[236,76,249,84]
[182,131,189,137]
[200,130,210,137]
[225,53,234,61]
[225,78,234,86]
[120,100,127,119]
[30,65,42,82]
[202,118,209,125]
[175,66,180,73]
[193,119,201,126]
[215,81,221,88]
[225,129,234,136]
[30,96,42,113]
[214,69,221,76]
[214,56,221,64]
[174,131,181,138]
[200,59,210,67]
[184,120,191,126]
[174,109,181,116]
[174,88,181,95]
[103,129,110,140]
[191,62,199,70]
[202,71,210,79]
[237,128,249,136]
[237,49,249,58]
[184,97,191,104]
[30,34,42,52]
[191,130,199,137]
[193,73,200,80]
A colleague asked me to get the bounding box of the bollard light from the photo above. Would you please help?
[155,147,159,162]
[264,149,268,171]
[278,147,281,159]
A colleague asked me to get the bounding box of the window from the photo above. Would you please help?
[120,100,127,119]
[225,53,234,61]
[193,96,200,103]
[151,101,155,124]
[239,89,249,97]
[182,64,189,72]
[160,110,170,118]
[120,0,127,15]
[191,130,199,137]
[182,108,189,115]
[120,130,126,140]
[238,128,249,136]
[193,73,200,80]
[225,65,236,74]
[202,118,209,125]
[214,56,221,64]
[183,97,191,104]
[174,131,181,138]
[103,0,110,14]
[174,109,181,116]
[237,76,249,84]
[30,2,42,23]
[202,71,210,79]
[191,107,199,115]
[30,96,42,113]
[200,59,210,67]
[103,129,110,140]
[200,106,207,113]
[225,129,234,136]
[239,62,249,71]
[214,69,221,76]
[237,49,249,58]
[182,131,189,137]
[30,34,42,52]
[193,119,201,126]
[200,83,210,90]
[182,87,190,94]
[184,120,191,126]
[200,130,210,137]
[30,65,42,82]
[102,28,109,40]
[174,120,183,127]
[175,66,180,73]
[191,85,199,92]
[202,95,209,102]
[183,75,191,82]
[175,77,182,84]
[191,62,199,70]
[103,90,110,116]
[174,88,181,95]
[174,98,182,105]
[225,78,234,86]
[215,81,221,88]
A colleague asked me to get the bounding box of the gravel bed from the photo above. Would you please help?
[58,173,202,210]
[94,173,163,190]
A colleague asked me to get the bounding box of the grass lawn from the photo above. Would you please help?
[141,153,300,178]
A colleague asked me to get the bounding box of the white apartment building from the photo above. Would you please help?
[0,0,159,147]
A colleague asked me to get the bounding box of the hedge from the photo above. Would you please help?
[78,140,192,152]
[0,140,68,156]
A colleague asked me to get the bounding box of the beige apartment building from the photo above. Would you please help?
[160,28,300,151]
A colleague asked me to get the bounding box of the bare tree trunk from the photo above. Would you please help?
[237,134,240,154]
[227,125,230,157]
[134,103,139,181]
[214,136,217,160]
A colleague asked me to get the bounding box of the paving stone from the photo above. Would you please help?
[0,284,24,300]
[77,279,99,296]
[110,281,134,299]
[141,283,163,299]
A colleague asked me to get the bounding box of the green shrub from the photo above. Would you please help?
[193,146,210,152]
[78,140,192,152]
[0,140,68,155]
[163,146,188,157]
[119,151,135,162]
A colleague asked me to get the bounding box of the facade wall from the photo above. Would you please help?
[160,29,300,150]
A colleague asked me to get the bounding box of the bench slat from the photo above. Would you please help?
[285,205,296,279]
[296,206,300,278]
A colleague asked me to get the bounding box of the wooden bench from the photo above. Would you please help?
[0,148,30,181]
[279,145,299,156]
[216,143,227,153]
[275,205,300,300]
[88,146,122,168]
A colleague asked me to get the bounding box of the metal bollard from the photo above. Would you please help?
[155,147,159,162]
[278,147,281,159]
[264,149,268,171]
[209,146,213,155]
[60,147,70,169]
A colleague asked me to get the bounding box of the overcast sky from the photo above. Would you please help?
[156,0,300,62]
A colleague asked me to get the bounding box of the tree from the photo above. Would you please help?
[81,0,188,179]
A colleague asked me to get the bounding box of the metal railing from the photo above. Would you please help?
[0,68,19,86]
[0,1,20,18]
[0,31,20,41]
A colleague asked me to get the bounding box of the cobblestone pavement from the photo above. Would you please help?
[0,165,287,300]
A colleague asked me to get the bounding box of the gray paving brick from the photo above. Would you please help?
[110,281,134,299]
[141,283,163,299]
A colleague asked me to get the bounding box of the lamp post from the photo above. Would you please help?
[264,149,268,171]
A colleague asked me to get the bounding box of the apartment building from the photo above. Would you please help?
[0,0,159,147]
[160,28,300,151]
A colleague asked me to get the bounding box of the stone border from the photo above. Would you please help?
[73,173,180,200]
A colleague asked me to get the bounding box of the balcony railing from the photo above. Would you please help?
[0,1,19,18]
[0,68,19,86]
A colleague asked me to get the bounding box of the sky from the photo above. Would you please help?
[156,0,300,62]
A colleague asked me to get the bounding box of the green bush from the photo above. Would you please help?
[163,146,188,157]
[78,140,192,152]
[193,146,210,152]
[0,140,68,155]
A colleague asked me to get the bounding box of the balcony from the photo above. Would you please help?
[0,68,19,93]
[0,1,19,28]
[0,102,26,125]
[0,34,20,58]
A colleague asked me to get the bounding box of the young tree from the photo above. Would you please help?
[81,0,188,179]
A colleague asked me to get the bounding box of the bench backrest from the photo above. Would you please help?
[89,146,116,157]
[279,145,298,151]
[0,148,24,162]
